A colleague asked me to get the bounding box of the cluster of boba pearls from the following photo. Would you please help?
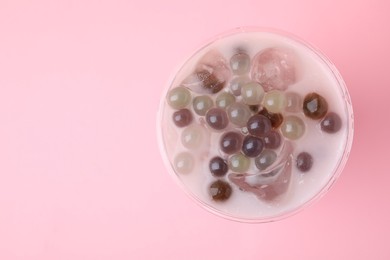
[167,47,342,203]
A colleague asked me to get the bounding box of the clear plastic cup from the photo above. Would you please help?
[157,27,354,223]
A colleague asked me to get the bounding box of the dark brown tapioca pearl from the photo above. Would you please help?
[258,108,284,129]
[220,131,243,154]
[248,105,260,113]
[262,130,282,149]
[303,93,328,120]
[205,108,229,130]
[242,135,264,158]
[196,70,225,94]
[172,109,193,127]
[247,114,272,137]
[321,112,342,133]
[209,180,232,201]
[209,156,228,177]
[296,152,313,172]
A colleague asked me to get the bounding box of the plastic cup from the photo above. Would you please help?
[157,27,353,223]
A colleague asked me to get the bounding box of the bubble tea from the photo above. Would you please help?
[158,28,353,222]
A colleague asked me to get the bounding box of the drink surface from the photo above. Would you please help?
[160,30,352,221]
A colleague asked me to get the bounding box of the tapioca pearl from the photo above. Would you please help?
[303,92,328,120]
[193,95,213,116]
[262,130,282,149]
[205,108,229,130]
[258,108,284,129]
[230,53,250,75]
[181,125,204,149]
[167,86,191,109]
[172,108,193,127]
[220,131,243,154]
[228,153,250,173]
[281,115,305,140]
[285,92,302,112]
[209,180,232,202]
[242,135,264,158]
[241,82,265,105]
[174,152,194,174]
[320,112,342,133]
[209,156,228,177]
[296,152,313,172]
[247,114,272,137]
[255,150,277,170]
[263,90,286,113]
[229,76,251,96]
[216,92,235,109]
[227,102,252,127]
[248,105,260,113]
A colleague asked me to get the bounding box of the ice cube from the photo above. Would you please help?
[251,48,296,91]
[182,50,231,94]
[228,142,293,201]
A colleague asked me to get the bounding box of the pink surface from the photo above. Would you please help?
[0,0,388,259]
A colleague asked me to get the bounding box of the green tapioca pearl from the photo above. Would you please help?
[263,90,286,113]
[216,92,235,109]
[241,82,264,105]
[167,86,192,109]
[227,102,252,127]
[181,125,204,149]
[192,95,213,116]
[230,53,250,75]
[255,150,277,170]
[174,152,194,174]
[228,153,250,173]
[281,115,305,140]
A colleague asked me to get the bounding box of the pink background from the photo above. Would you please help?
[0,0,388,259]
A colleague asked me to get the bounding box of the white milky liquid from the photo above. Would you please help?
[159,30,353,221]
